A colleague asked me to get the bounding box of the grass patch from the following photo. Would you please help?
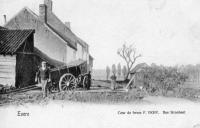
[50,90,141,104]
[0,88,146,106]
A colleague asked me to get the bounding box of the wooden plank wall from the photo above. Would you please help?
[0,55,16,86]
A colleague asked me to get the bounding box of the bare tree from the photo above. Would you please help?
[117,43,141,80]
[112,64,117,76]
[117,63,121,78]
[106,66,110,81]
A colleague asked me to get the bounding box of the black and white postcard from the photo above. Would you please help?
[0,0,200,128]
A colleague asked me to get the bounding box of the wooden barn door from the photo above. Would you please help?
[0,55,16,87]
[15,54,35,88]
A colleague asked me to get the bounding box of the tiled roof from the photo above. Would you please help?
[4,8,77,50]
[0,29,35,55]
[47,13,78,50]
[47,12,88,50]
[46,23,77,50]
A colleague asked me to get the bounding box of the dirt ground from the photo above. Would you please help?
[0,80,200,106]
[1,81,200,128]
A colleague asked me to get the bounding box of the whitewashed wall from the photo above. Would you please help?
[0,55,16,86]
[76,44,82,60]
[76,43,89,62]
[66,45,76,63]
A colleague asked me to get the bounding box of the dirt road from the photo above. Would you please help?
[1,93,200,128]
[142,95,200,105]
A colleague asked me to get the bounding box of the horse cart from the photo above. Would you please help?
[48,60,91,93]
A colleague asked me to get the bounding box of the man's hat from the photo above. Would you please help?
[42,61,47,64]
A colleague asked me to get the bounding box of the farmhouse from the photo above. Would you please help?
[4,0,93,70]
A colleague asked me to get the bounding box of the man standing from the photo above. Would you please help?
[110,74,117,90]
[86,71,91,90]
[35,61,51,98]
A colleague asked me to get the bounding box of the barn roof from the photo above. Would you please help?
[0,26,7,30]
[4,7,88,50]
[130,63,149,74]
[0,29,35,55]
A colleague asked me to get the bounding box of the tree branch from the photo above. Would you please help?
[117,43,142,80]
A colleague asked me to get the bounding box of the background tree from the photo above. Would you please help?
[142,65,188,96]
[112,64,117,76]
[122,65,127,80]
[106,66,110,81]
[117,63,121,78]
[117,43,141,80]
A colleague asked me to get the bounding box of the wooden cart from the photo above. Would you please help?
[48,60,90,92]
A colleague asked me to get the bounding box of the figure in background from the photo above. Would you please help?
[110,74,117,90]
[86,71,91,90]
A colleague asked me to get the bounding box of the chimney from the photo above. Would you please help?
[39,4,47,23]
[44,0,53,12]
[65,22,71,29]
[3,15,6,24]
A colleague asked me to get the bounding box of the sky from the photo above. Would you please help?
[1,0,200,69]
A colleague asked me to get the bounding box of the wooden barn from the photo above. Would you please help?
[0,28,35,88]
[0,27,66,88]
[130,63,149,88]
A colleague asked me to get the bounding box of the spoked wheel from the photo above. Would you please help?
[59,73,77,92]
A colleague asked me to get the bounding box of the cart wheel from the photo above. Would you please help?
[59,73,76,92]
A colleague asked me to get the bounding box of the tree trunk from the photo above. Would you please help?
[125,72,130,81]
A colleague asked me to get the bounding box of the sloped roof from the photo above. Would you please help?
[34,47,65,68]
[46,23,77,50]
[46,10,87,49]
[76,36,88,49]
[0,29,35,55]
[89,54,94,60]
[0,26,7,30]
[4,7,77,50]
[130,63,149,74]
